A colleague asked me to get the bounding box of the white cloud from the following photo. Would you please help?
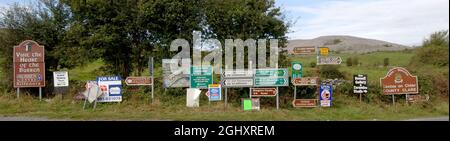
[286,0,449,46]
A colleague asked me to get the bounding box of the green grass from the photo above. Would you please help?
[0,50,448,120]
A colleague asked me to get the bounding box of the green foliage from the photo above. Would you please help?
[319,65,345,79]
[346,57,352,67]
[383,58,389,67]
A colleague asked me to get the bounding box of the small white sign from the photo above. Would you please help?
[53,71,69,87]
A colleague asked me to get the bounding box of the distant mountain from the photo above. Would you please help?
[286,35,410,54]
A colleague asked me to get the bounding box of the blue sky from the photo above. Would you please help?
[1,0,449,45]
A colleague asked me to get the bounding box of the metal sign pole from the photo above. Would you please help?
[225,88,228,108]
[17,88,19,99]
[294,86,297,100]
[392,95,395,106]
[151,57,154,103]
[93,99,97,110]
[406,94,408,105]
[359,94,362,103]
[276,87,279,110]
[249,88,252,98]
[39,87,42,101]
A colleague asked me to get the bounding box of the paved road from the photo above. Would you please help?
[403,116,449,121]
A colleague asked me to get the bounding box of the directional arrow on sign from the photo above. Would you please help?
[125,76,152,86]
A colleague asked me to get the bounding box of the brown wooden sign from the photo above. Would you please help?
[13,40,45,88]
[292,99,317,107]
[251,88,277,97]
[125,76,153,86]
[406,94,429,103]
[292,77,319,86]
[380,67,418,95]
[293,46,316,55]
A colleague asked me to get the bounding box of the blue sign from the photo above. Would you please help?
[96,76,122,102]
[320,84,332,107]
[208,84,221,101]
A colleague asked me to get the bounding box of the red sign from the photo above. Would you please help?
[13,40,45,88]
[380,67,418,95]
[251,88,277,97]
[292,77,318,86]
[292,99,317,107]
[125,76,152,86]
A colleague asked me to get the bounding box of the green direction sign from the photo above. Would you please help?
[291,62,302,79]
[254,69,287,77]
[254,68,288,87]
[190,66,213,89]
[254,77,288,86]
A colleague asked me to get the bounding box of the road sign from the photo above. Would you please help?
[254,77,288,87]
[353,74,368,94]
[291,62,302,78]
[190,66,213,89]
[292,46,316,55]
[380,67,418,95]
[251,88,278,97]
[254,68,287,77]
[254,68,288,87]
[320,84,333,107]
[96,76,122,102]
[406,94,429,103]
[292,77,319,86]
[125,76,152,86]
[317,56,342,65]
[208,84,221,101]
[319,47,329,56]
[13,40,45,88]
[162,59,190,88]
[292,99,317,107]
[222,78,253,87]
[223,69,253,78]
[53,71,69,87]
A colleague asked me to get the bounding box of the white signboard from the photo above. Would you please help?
[53,71,69,87]
[317,56,342,65]
[222,78,254,87]
[223,69,253,78]
[186,88,201,107]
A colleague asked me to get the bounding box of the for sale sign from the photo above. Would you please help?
[96,76,122,102]
[13,40,45,88]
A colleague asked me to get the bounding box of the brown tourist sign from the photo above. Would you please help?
[380,67,418,95]
[292,46,316,55]
[292,99,317,107]
[13,40,45,88]
[292,77,319,86]
[125,76,153,86]
[251,88,278,97]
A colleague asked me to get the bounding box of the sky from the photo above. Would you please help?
[1,0,449,46]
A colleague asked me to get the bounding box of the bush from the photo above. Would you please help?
[319,65,345,79]
[346,57,352,67]
[383,58,389,67]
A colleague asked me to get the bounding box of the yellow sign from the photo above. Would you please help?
[320,47,329,56]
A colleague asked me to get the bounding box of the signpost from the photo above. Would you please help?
[353,74,368,102]
[292,99,317,108]
[319,84,333,107]
[96,76,122,102]
[292,46,316,55]
[208,84,221,101]
[162,59,190,88]
[317,56,342,65]
[380,67,419,105]
[291,62,302,78]
[292,77,319,86]
[125,76,152,86]
[250,88,277,97]
[190,66,213,89]
[222,69,254,108]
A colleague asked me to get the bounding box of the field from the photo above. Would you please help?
[0,50,448,120]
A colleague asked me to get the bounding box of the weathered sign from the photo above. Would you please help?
[406,94,429,103]
[222,69,254,87]
[125,76,152,86]
[292,99,318,108]
[187,88,201,107]
[13,40,45,88]
[317,56,342,65]
[292,77,319,86]
[380,67,418,95]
